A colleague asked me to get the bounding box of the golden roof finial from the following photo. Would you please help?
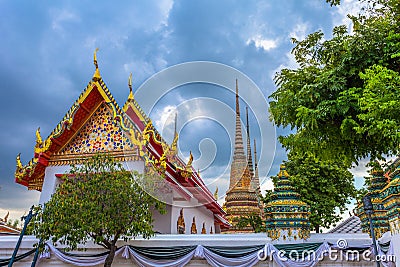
[94,48,99,69]
[16,153,23,169]
[171,113,179,155]
[128,72,132,91]
[214,186,219,199]
[92,48,101,81]
[35,127,43,146]
[128,72,134,101]
[186,151,193,170]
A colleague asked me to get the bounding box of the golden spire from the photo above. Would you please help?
[128,72,134,101]
[191,216,197,234]
[229,79,247,189]
[92,48,101,81]
[201,222,206,234]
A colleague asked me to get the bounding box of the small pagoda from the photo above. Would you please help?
[265,164,310,241]
[380,161,400,235]
[355,165,389,238]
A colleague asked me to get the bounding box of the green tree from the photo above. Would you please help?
[324,0,340,6]
[284,153,357,232]
[269,0,400,165]
[259,189,273,205]
[32,153,166,267]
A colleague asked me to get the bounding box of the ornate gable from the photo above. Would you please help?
[60,103,134,155]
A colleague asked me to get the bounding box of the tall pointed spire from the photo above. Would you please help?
[251,138,260,194]
[223,79,262,233]
[229,79,247,189]
[246,107,254,177]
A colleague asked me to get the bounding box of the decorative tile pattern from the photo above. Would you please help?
[62,104,133,154]
[265,165,310,241]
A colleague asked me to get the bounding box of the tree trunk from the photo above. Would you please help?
[104,243,117,267]
[315,225,320,233]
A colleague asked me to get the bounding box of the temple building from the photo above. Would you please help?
[265,165,310,241]
[356,159,400,237]
[14,51,229,234]
[0,212,20,236]
[223,80,261,233]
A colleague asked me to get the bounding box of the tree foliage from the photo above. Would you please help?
[270,0,400,164]
[325,0,341,6]
[285,153,357,232]
[32,153,166,267]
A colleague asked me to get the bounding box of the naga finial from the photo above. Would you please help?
[214,186,218,200]
[181,151,194,180]
[16,153,23,169]
[186,151,193,169]
[94,48,99,69]
[127,72,134,101]
[35,127,43,146]
[4,211,9,223]
[170,113,178,154]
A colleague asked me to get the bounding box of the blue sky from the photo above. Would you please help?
[0,0,366,222]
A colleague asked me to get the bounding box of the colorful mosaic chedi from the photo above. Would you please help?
[265,165,310,241]
[62,104,134,154]
[356,159,400,237]
[355,168,389,239]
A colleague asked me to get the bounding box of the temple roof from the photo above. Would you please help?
[327,216,362,234]
[15,53,134,190]
[0,213,20,236]
[14,51,227,226]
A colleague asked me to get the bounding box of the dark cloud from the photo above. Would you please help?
[0,0,357,220]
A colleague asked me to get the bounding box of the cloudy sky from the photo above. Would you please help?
[0,0,366,222]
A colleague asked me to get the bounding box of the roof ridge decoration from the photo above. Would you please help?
[35,128,52,155]
[121,73,192,178]
[122,72,150,124]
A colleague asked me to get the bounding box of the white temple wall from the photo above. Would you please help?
[171,197,215,234]
[151,205,172,234]
[39,165,70,204]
